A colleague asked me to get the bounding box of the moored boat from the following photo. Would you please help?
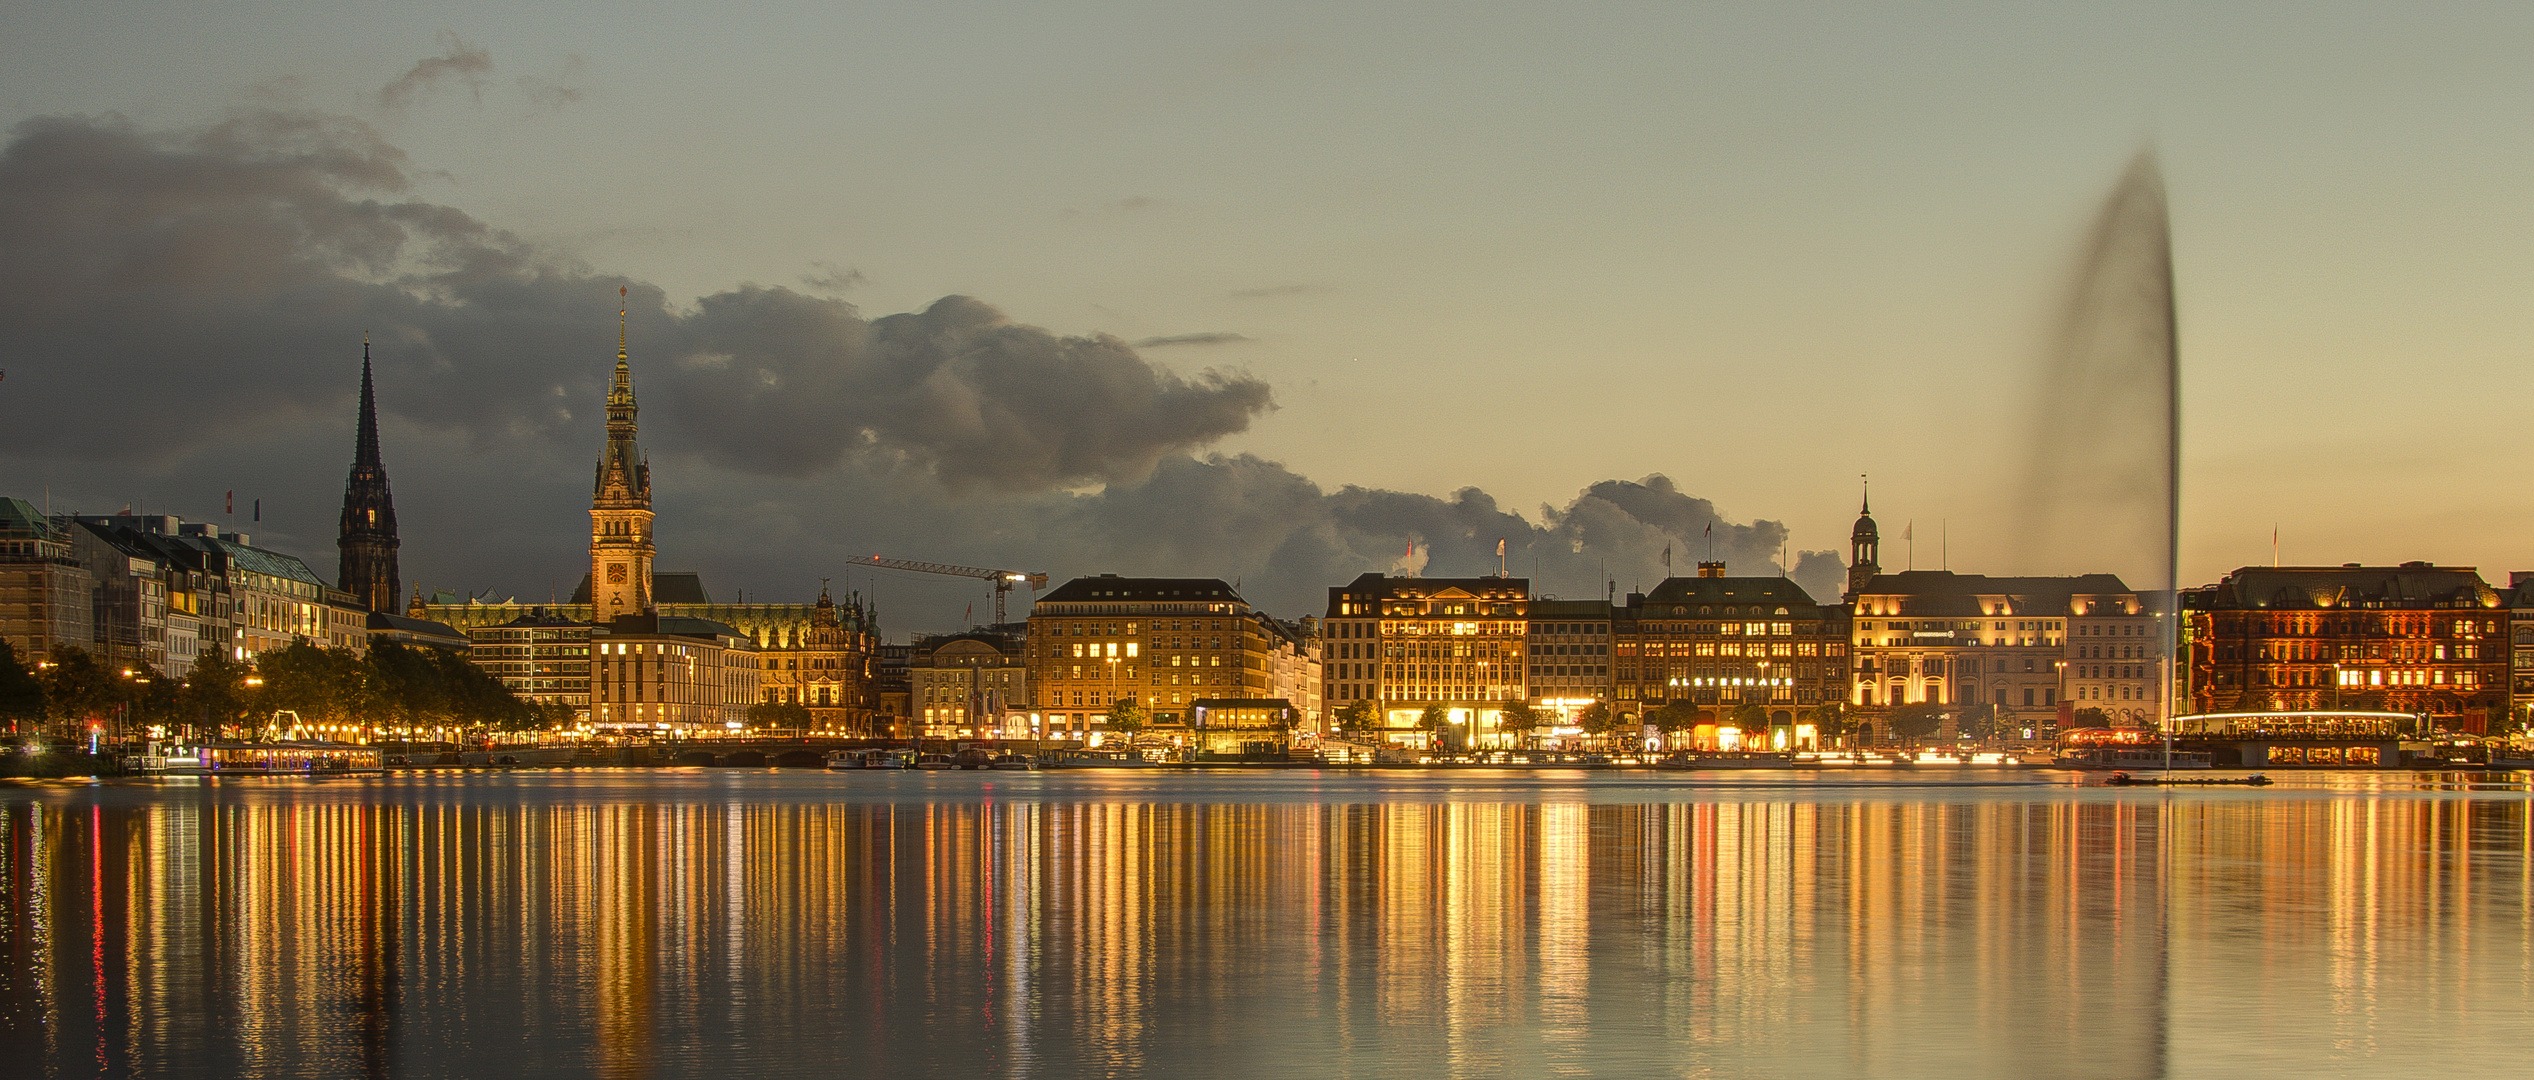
[987,753,1036,770]
[910,753,959,770]
[129,741,384,776]
[1045,749,1155,768]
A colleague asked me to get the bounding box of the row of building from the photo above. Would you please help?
[12,320,2523,746]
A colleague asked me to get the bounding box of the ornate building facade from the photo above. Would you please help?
[335,340,401,614]
[2184,563,2505,734]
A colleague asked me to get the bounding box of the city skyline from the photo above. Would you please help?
[5,5,2532,631]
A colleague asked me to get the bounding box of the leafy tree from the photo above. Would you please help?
[177,650,254,735]
[1497,698,1541,746]
[1888,702,1945,747]
[1956,703,2004,742]
[1802,701,1849,748]
[1336,698,1381,736]
[1726,702,1770,733]
[254,640,348,730]
[0,640,45,731]
[1416,702,1452,750]
[1646,701,1699,748]
[748,701,812,730]
[536,700,580,730]
[1576,700,1619,746]
[1105,697,1148,739]
[41,646,116,728]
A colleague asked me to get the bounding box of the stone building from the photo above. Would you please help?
[467,608,592,719]
[1613,563,1847,733]
[589,614,760,733]
[909,628,1028,738]
[1319,573,1531,748]
[0,499,91,663]
[1027,575,1269,740]
[2184,563,2505,734]
[1849,571,2148,737]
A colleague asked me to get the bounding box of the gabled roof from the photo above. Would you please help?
[1850,570,2138,617]
[1641,576,1824,608]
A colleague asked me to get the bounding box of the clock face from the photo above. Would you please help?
[607,564,628,584]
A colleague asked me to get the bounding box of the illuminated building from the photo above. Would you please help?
[589,304,654,625]
[909,628,1027,738]
[0,498,91,661]
[334,341,401,614]
[467,608,592,718]
[588,614,760,733]
[1027,575,1266,740]
[1320,573,1530,748]
[2183,562,2506,734]
[1527,599,1612,717]
[1183,698,1298,757]
[1613,562,1846,731]
[1849,571,2148,735]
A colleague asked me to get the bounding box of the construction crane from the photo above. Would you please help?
[866,556,1049,624]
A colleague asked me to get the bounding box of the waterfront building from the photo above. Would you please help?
[761,584,876,733]
[1259,615,1323,729]
[0,499,92,662]
[1028,575,1267,740]
[1849,570,2147,737]
[2508,574,2534,733]
[2183,562,2506,734]
[909,627,1027,738]
[466,608,591,718]
[335,342,401,614]
[873,642,913,737]
[1529,597,1614,721]
[588,614,759,732]
[1319,573,1530,748]
[1613,563,1846,737]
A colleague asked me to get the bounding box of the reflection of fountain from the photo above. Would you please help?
[2016,151,2180,728]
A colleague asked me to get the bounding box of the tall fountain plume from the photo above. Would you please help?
[2014,151,2179,725]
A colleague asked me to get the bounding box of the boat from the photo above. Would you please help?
[1045,749,1156,768]
[129,741,384,776]
[2055,728,2213,770]
[910,753,959,770]
[986,753,1036,770]
[824,750,868,771]
[2105,771,2272,787]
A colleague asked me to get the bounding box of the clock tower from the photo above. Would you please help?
[591,292,654,623]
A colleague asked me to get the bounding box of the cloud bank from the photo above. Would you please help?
[0,104,1842,628]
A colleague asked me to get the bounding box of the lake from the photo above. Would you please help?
[3,769,2529,1078]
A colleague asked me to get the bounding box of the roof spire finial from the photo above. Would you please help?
[1860,473,1871,516]
[618,286,627,361]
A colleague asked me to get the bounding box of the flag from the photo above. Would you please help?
[1661,545,1672,568]
[1704,523,1712,538]
[252,499,260,522]
[1901,521,1912,541]
[1495,538,1506,557]
[225,490,232,514]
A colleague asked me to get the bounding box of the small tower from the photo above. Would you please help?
[590,290,656,623]
[1845,483,1880,602]
[336,338,402,612]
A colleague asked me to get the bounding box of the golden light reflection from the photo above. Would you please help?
[0,779,2527,1077]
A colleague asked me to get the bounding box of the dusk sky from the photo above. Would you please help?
[4,1,2530,629]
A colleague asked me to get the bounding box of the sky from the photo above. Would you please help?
[2,1,2530,632]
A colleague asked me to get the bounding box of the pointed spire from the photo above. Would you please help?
[356,334,382,468]
[1859,473,1871,516]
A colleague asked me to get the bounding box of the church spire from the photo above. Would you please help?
[338,335,401,612]
[591,289,656,623]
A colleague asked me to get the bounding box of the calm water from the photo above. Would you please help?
[2,769,2529,1079]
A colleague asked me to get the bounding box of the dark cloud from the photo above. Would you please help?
[0,108,1840,632]
[800,261,863,294]
[0,108,1272,492]
[377,35,493,111]
[1132,332,1250,348]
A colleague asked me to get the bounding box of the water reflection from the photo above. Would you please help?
[1,775,2528,1078]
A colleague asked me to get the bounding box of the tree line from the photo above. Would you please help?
[0,638,547,739]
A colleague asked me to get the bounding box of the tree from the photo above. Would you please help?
[1726,702,1770,733]
[1576,701,1619,747]
[0,640,45,732]
[1802,701,1849,749]
[1336,698,1380,737]
[1956,703,2003,743]
[2068,706,2109,729]
[177,650,254,736]
[41,646,116,729]
[1647,701,1699,749]
[1888,702,1944,747]
[1416,702,1451,751]
[1105,697,1148,740]
[748,701,811,731]
[1497,698,1541,747]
